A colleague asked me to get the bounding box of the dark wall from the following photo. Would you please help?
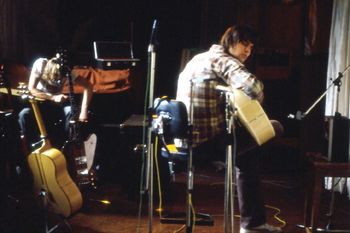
[236,0,333,154]
[1,0,334,153]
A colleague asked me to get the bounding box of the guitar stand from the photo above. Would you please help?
[39,188,72,233]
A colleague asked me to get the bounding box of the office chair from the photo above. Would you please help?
[153,97,213,233]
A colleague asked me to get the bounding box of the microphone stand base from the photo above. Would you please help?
[160,212,214,226]
[296,224,350,233]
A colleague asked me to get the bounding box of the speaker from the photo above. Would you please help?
[327,113,350,162]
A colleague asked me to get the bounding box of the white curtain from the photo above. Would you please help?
[324,0,350,198]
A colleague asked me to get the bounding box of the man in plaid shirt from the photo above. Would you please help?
[176,25,283,233]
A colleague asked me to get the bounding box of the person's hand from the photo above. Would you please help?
[52,94,68,103]
[78,118,88,123]
[78,110,88,122]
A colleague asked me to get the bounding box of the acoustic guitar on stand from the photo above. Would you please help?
[19,83,83,218]
[58,50,98,190]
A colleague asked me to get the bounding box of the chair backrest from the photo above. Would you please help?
[154,98,188,142]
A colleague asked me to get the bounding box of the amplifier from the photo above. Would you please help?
[95,58,138,70]
[327,113,350,162]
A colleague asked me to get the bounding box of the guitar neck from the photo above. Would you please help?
[58,49,79,121]
[66,70,79,120]
[29,99,51,148]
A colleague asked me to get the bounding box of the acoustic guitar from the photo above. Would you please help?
[23,86,83,218]
[232,89,275,145]
[58,50,98,190]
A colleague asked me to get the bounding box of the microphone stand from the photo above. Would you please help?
[145,19,158,233]
[288,64,350,120]
[223,91,237,233]
[323,65,350,233]
[186,80,195,233]
[293,64,350,233]
[214,85,237,233]
[183,80,214,232]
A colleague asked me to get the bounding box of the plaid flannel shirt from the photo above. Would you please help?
[176,44,263,146]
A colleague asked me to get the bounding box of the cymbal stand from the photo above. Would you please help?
[223,91,237,233]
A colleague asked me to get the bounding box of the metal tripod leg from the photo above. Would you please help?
[224,142,236,233]
[223,90,237,233]
[326,177,336,230]
[297,177,350,233]
[185,137,213,232]
[321,177,349,233]
[39,189,72,233]
[145,131,154,233]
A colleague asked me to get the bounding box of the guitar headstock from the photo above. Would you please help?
[17,82,44,102]
[56,47,70,76]
[0,63,10,88]
[0,64,4,85]
[17,82,31,99]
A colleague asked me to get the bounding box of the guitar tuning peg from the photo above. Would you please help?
[18,82,27,89]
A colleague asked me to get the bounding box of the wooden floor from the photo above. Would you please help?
[2,159,350,233]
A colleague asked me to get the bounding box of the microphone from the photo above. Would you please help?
[287,110,304,120]
[149,19,158,45]
[154,96,169,109]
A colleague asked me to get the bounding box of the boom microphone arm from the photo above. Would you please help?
[288,64,350,120]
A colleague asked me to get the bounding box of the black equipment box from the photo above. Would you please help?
[327,113,350,162]
[93,41,139,70]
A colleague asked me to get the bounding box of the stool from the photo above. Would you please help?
[303,153,350,233]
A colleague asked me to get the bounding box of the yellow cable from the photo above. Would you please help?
[189,193,196,232]
[155,136,190,233]
[154,136,163,218]
[208,182,287,228]
[265,204,287,228]
[172,193,196,233]
[173,225,185,233]
[231,204,286,227]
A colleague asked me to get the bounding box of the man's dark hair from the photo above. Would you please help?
[220,25,257,53]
